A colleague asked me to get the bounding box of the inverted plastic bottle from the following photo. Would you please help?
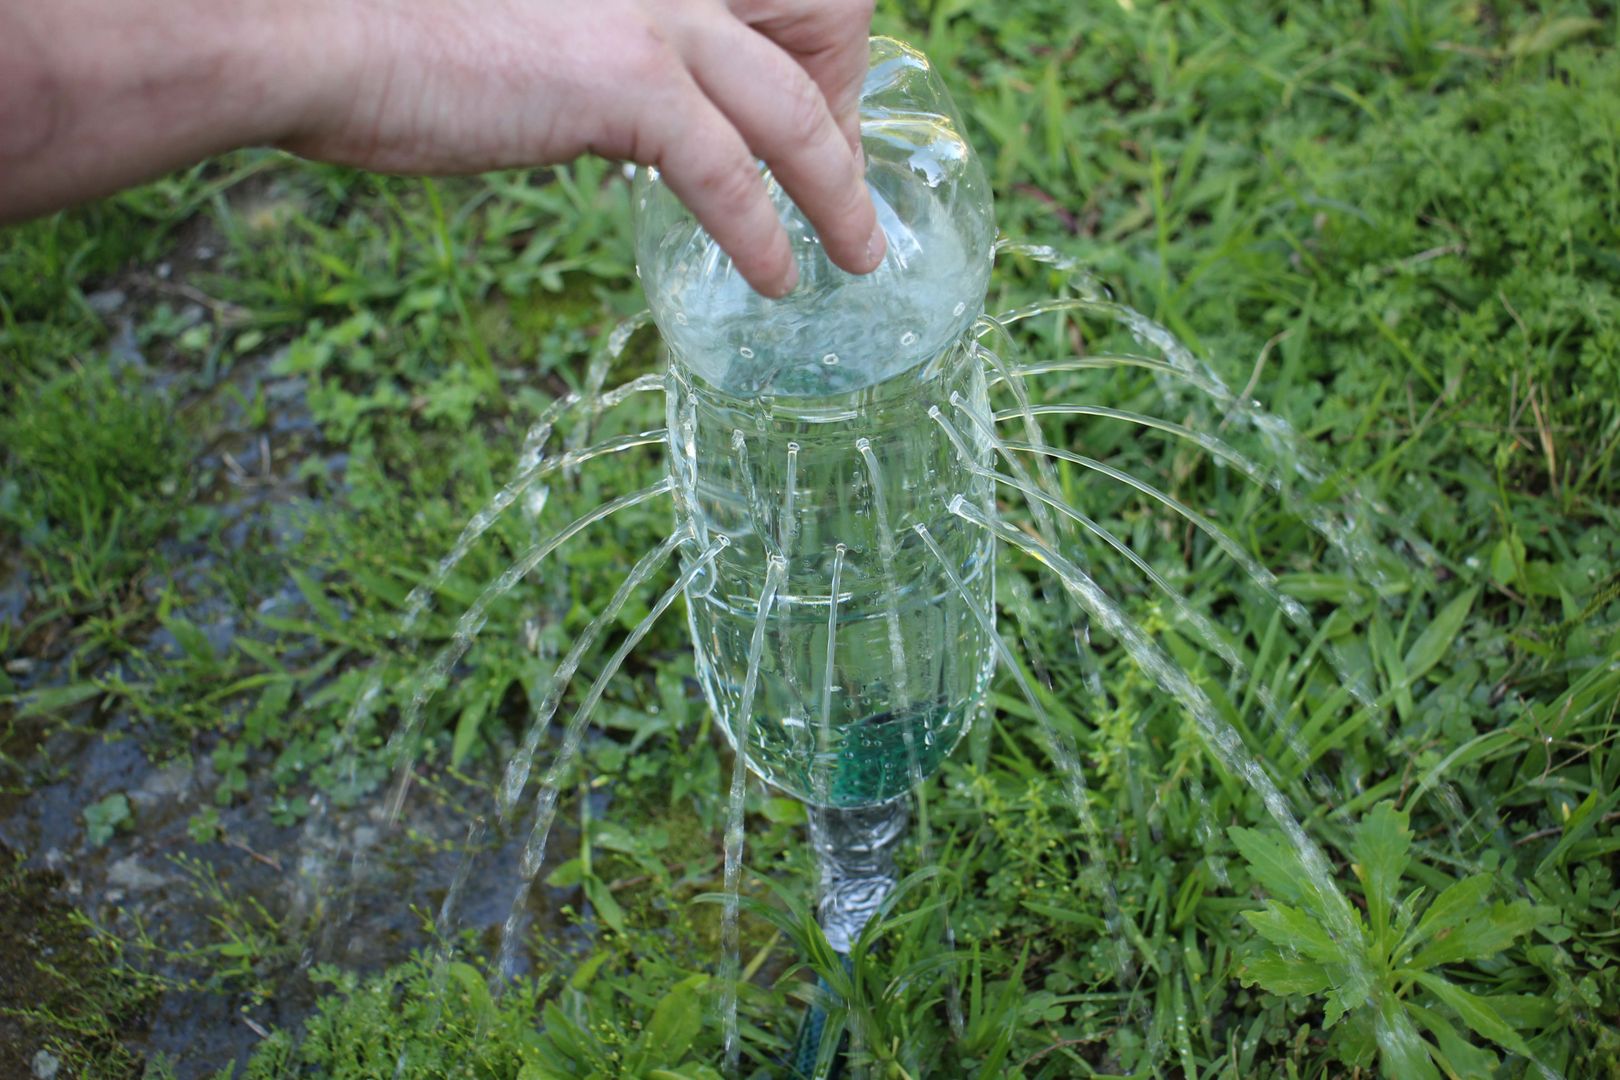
[635,37,998,813]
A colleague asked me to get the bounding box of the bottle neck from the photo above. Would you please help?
[808,800,910,953]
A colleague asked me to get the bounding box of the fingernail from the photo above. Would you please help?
[865,221,887,271]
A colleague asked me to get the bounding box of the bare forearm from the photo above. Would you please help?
[0,0,347,222]
[0,0,883,296]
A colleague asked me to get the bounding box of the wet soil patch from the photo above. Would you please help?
[0,196,596,1077]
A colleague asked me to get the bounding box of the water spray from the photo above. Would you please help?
[313,36,1434,1080]
[635,38,999,1074]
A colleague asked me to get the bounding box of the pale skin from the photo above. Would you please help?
[0,0,884,297]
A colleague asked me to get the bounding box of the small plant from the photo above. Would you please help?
[167,852,294,1001]
[528,973,722,1079]
[725,865,1036,1080]
[82,792,131,848]
[1233,801,1552,1078]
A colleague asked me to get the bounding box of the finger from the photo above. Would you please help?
[678,22,883,275]
[729,0,874,156]
[644,76,799,298]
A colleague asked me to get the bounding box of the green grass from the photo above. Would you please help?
[1,359,195,610]
[2,1,1618,1077]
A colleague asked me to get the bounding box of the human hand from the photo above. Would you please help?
[287,0,884,296]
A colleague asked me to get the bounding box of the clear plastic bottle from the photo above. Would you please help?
[636,37,998,808]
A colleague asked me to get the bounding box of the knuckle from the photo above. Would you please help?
[619,23,679,85]
[779,73,830,148]
[693,155,761,210]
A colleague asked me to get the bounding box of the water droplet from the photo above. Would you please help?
[822,353,839,365]
[674,311,688,326]
[900,330,918,347]
[952,302,966,317]
[738,346,754,359]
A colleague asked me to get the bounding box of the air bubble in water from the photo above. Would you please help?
[739,346,755,359]
[953,301,966,317]
[900,330,918,347]
[674,311,688,326]
[822,353,840,366]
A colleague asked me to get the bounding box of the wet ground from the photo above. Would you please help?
[0,230,586,1078]
[0,704,583,1077]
